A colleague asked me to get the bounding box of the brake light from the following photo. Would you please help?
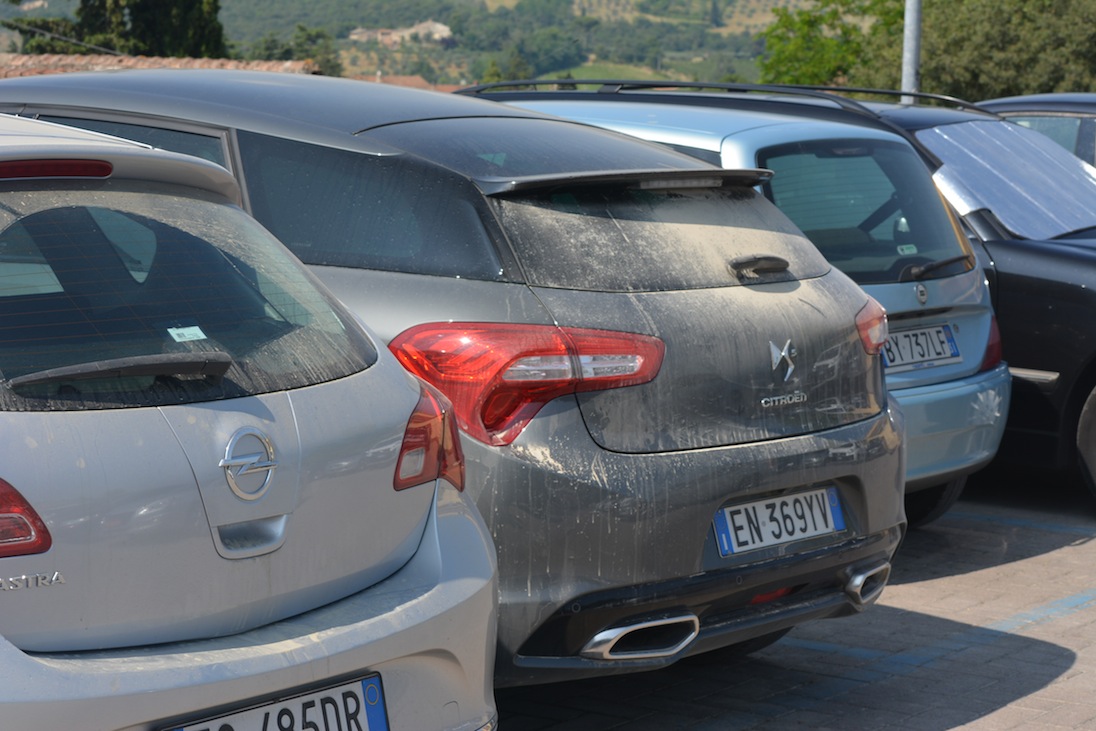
[0,479,52,558]
[0,159,112,180]
[395,381,465,491]
[855,297,888,355]
[389,322,666,446]
[980,315,1003,372]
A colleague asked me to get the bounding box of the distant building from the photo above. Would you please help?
[349,21,453,50]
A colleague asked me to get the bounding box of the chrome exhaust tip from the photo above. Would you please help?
[845,561,891,606]
[580,614,700,661]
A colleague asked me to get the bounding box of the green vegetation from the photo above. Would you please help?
[5,0,1096,98]
[760,0,1096,98]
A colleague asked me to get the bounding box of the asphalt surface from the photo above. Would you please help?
[495,463,1096,729]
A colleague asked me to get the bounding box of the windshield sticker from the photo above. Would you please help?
[897,244,919,255]
[168,326,209,343]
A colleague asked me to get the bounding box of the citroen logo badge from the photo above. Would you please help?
[770,339,796,382]
[915,282,929,306]
[219,426,277,501]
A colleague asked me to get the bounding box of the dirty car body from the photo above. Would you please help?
[461,81,1010,528]
[0,114,497,730]
[0,70,906,686]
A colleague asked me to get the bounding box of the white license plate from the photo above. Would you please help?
[171,676,389,731]
[713,486,846,556]
[883,324,961,372]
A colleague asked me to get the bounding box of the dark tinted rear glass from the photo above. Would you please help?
[0,180,376,411]
[364,117,717,179]
[759,139,970,284]
[493,185,829,291]
[39,115,228,166]
[236,130,505,280]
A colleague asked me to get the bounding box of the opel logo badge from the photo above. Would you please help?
[915,282,929,306]
[770,339,796,382]
[219,426,277,501]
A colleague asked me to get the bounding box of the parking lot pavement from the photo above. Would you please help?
[496,465,1096,729]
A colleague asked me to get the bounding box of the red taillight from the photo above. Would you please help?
[395,381,465,491]
[0,479,51,558]
[980,315,1003,372]
[389,322,666,446]
[855,297,889,355]
[0,159,112,180]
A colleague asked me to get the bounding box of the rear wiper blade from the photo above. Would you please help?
[910,254,973,280]
[729,254,790,278]
[7,352,233,388]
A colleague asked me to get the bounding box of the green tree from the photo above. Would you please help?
[290,24,343,77]
[758,0,885,85]
[759,0,1096,99]
[5,0,227,57]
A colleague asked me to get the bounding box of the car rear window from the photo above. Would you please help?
[236,130,506,281]
[0,180,376,411]
[758,139,971,284]
[492,184,830,291]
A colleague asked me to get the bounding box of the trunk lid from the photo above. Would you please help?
[0,367,432,652]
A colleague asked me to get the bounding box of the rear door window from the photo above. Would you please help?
[235,130,505,281]
[759,139,970,284]
[38,115,229,167]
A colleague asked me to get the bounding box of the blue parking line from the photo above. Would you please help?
[762,588,1096,719]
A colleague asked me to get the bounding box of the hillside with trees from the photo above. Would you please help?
[4,0,1096,97]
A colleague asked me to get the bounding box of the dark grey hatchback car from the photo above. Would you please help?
[0,70,907,686]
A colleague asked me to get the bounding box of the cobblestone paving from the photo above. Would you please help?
[496,465,1096,729]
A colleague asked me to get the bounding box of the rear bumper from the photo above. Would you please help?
[505,528,901,686]
[467,398,906,687]
[0,483,498,731]
[894,362,1011,491]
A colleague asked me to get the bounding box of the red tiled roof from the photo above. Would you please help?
[0,52,318,77]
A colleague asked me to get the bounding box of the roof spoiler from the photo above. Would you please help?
[477,167,772,196]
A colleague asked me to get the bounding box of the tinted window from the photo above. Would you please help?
[0,181,376,411]
[493,185,828,292]
[236,131,504,281]
[38,115,227,166]
[759,139,970,284]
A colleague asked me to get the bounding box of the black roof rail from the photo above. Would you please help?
[458,78,882,117]
[777,84,986,113]
[458,78,992,120]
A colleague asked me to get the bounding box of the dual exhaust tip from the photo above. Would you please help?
[579,560,891,662]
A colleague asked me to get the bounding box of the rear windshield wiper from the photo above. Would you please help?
[909,253,973,280]
[6,352,233,388]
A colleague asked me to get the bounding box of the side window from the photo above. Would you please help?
[235,130,504,281]
[87,207,157,283]
[37,115,228,167]
[1006,115,1082,158]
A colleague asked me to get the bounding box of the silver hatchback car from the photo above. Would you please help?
[465,81,1012,527]
[0,115,497,730]
[0,70,907,686]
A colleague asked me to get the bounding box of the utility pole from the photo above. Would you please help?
[901,0,921,104]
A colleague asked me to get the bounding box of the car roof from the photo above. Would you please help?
[978,92,1096,113]
[0,69,558,154]
[505,97,914,154]
[0,111,242,202]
